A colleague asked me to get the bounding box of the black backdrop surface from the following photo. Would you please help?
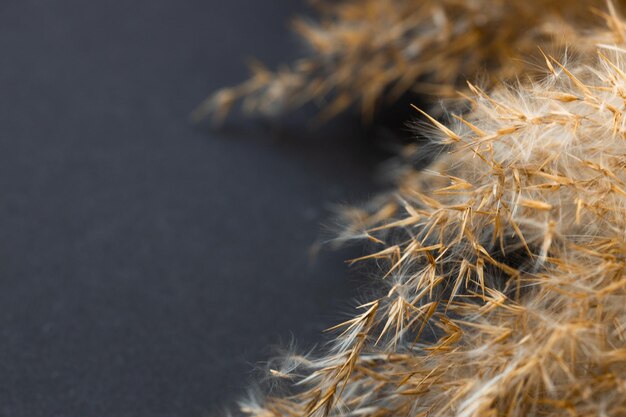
[0,1,381,416]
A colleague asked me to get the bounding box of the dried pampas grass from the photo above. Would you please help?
[195,0,625,124]
[237,48,626,417]
[210,2,626,417]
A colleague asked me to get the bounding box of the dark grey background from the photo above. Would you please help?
[0,1,384,416]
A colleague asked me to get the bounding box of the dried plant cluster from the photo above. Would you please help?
[196,0,624,124]
[212,2,626,417]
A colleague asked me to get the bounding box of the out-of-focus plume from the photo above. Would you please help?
[195,0,624,124]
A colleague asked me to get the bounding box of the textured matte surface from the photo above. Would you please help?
[0,1,381,416]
